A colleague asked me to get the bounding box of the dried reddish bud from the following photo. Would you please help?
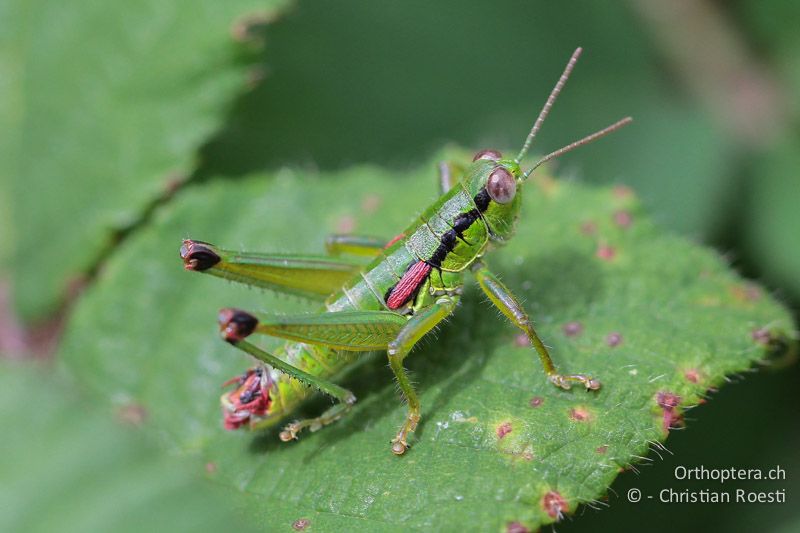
[542,490,569,519]
[221,367,272,430]
[657,391,680,410]
[656,391,683,432]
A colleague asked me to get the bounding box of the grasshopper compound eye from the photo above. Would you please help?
[487,166,516,204]
[472,149,502,162]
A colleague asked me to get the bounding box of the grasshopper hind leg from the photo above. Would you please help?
[218,309,359,440]
[279,399,356,442]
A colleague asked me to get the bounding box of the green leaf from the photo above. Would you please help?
[59,152,794,531]
[0,361,259,533]
[0,0,290,321]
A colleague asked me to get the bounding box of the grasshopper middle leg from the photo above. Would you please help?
[386,295,458,455]
[474,263,600,391]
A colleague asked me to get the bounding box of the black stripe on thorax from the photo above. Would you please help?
[428,188,490,268]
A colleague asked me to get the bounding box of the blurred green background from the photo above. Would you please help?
[2,0,798,531]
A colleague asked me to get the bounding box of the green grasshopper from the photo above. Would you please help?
[180,47,630,455]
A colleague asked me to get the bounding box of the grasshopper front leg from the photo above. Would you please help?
[386,295,458,455]
[473,263,600,391]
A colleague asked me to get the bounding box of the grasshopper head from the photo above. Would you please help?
[459,48,633,246]
[463,149,524,243]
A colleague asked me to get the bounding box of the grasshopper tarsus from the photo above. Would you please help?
[549,374,602,391]
[391,440,409,456]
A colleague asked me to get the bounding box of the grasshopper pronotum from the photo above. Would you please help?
[181,47,631,454]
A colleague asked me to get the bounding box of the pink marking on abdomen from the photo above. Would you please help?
[386,261,432,309]
[384,233,406,249]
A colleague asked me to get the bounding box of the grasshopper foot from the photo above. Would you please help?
[549,374,601,391]
[279,422,302,442]
[390,437,410,455]
[278,397,356,443]
[390,412,420,455]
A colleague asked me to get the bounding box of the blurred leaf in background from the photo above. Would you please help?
[0,0,290,322]
[199,0,736,239]
[0,361,259,533]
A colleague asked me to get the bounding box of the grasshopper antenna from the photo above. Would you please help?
[515,47,583,164]
[522,117,632,179]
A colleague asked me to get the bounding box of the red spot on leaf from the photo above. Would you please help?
[529,397,544,408]
[542,490,569,520]
[684,369,701,383]
[657,392,683,432]
[606,332,623,347]
[613,210,633,228]
[361,194,382,214]
[657,392,680,409]
[292,518,310,531]
[752,328,771,345]
[520,450,534,461]
[116,403,148,426]
[580,220,597,235]
[336,215,356,233]
[596,244,616,261]
[496,421,513,439]
[205,462,217,474]
[563,321,583,337]
[731,283,762,302]
[569,407,591,422]
[514,333,530,347]
[506,522,531,533]
[596,445,608,454]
